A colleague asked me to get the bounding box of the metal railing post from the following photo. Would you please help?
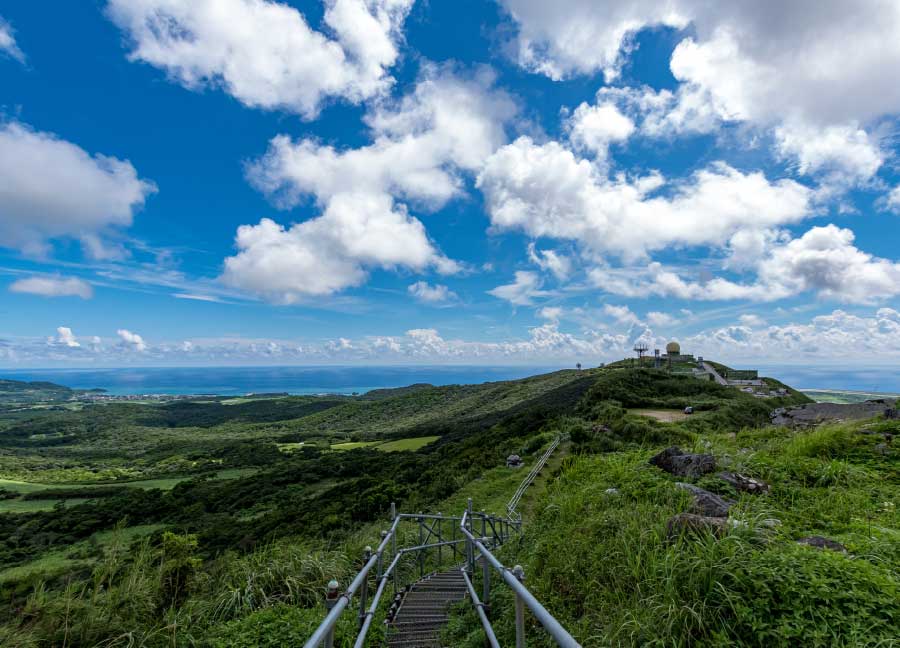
[482,548,491,614]
[358,547,371,629]
[377,531,387,579]
[324,580,340,648]
[437,514,443,567]
[466,499,475,575]
[513,565,526,648]
[451,516,457,558]
[390,503,398,595]
[418,514,425,578]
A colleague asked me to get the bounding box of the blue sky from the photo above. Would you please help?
[1,0,899,367]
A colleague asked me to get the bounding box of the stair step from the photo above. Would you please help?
[389,568,471,646]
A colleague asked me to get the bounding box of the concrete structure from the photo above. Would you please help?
[663,340,696,363]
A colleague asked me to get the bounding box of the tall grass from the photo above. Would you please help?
[445,420,900,647]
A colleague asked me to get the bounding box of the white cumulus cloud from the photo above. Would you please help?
[117,328,147,352]
[646,311,676,328]
[591,225,900,304]
[10,276,93,299]
[408,281,456,304]
[603,303,639,325]
[565,101,635,160]
[527,243,572,280]
[501,1,900,183]
[106,0,414,118]
[226,68,515,301]
[0,121,156,257]
[887,186,900,214]
[488,271,548,306]
[478,137,811,262]
[775,122,883,186]
[53,327,80,348]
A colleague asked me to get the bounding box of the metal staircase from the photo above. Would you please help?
[303,435,578,648]
[386,569,467,647]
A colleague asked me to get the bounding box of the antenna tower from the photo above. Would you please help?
[633,342,649,366]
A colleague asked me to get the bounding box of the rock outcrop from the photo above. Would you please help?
[676,483,733,517]
[718,471,770,494]
[771,400,898,427]
[797,536,846,552]
[667,513,729,539]
[649,446,716,478]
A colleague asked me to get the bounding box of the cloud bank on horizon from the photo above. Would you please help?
[1,0,899,367]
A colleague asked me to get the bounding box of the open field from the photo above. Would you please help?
[0,468,256,495]
[0,468,258,513]
[628,407,690,422]
[376,436,440,452]
[329,441,379,450]
[329,436,440,452]
[0,498,92,513]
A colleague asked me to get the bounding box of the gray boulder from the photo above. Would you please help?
[676,483,733,517]
[718,471,770,494]
[797,536,846,552]
[649,446,717,478]
[666,513,729,540]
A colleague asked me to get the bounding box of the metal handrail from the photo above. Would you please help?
[506,434,562,520]
[304,513,402,648]
[461,501,581,648]
[306,504,514,648]
[305,431,572,648]
[461,566,501,648]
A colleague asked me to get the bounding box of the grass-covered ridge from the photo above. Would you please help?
[445,381,898,647]
[1,364,895,646]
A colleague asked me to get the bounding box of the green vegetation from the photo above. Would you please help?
[0,378,76,404]
[0,365,896,647]
[443,374,897,648]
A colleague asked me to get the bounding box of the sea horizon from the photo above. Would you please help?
[3,363,900,397]
[0,364,565,396]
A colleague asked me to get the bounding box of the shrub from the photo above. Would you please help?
[713,546,900,647]
[206,604,368,648]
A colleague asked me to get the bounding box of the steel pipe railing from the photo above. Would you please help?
[305,493,575,648]
[307,503,510,648]
[461,566,501,648]
[461,504,581,648]
[506,434,562,520]
[304,514,401,648]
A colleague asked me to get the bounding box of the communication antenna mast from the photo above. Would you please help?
[633,342,649,366]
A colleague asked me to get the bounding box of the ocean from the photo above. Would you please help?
[2,364,899,397]
[0,365,564,396]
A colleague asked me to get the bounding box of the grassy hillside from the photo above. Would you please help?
[2,363,890,647]
[443,374,898,647]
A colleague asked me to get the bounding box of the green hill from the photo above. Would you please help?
[0,378,73,403]
[0,364,895,647]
